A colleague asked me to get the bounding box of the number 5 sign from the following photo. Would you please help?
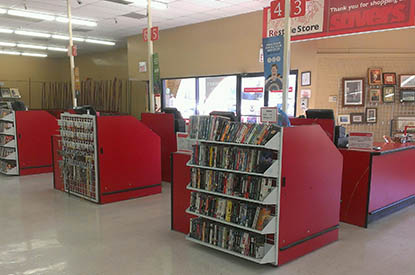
[143,27,159,42]
[270,0,306,20]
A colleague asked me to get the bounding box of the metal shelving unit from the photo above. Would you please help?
[186,116,283,265]
[0,105,19,176]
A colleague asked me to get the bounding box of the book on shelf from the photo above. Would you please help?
[189,217,266,259]
[190,168,275,201]
[0,135,14,146]
[188,115,280,146]
[189,192,273,230]
[191,144,278,174]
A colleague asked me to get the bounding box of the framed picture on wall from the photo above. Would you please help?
[369,88,382,103]
[338,114,350,125]
[368,68,383,86]
[383,86,395,103]
[383,73,396,85]
[343,78,365,107]
[301,71,311,86]
[400,90,415,102]
[350,113,364,124]
[366,108,377,123]
[399,74,415,89]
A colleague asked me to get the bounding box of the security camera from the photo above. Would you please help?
[77,0,82,4]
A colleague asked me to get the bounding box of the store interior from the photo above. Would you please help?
[0,0,414,274]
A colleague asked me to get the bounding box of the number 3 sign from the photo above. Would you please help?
[270,0,306,20]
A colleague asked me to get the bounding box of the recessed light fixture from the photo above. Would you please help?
[15,30,51,38]
[47,47,68,52]
[8,10,55,21]
[0,50,20,55]
[56,17,97,27]
[0,42,17,47]
[17,43,48,50]
[85,39,116,46]
[124,0,168,10]
[0,28,13,34]
[22,52,48,57]
[51,35,85,42]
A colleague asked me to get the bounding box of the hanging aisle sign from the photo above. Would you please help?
[263,35,284,95]
[263,0,415,40]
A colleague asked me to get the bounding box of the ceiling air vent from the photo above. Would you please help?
[122,12,147,20]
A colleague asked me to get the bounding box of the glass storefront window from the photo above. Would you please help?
[198,76,237,115]
[241,76,265,123]
[163,78,196,118]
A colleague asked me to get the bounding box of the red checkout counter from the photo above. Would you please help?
[340,143,415,228]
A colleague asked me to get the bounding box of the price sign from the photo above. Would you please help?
[270,0,306,19]
[349,132,374,150]
[260,107,278,123]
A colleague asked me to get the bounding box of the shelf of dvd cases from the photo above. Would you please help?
[0,108,18,175]
[186,115,282,265]
[186,236,276,264]
[186,184,278,205]
[185,209,277,235]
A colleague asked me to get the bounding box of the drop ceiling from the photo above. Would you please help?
[0,0,270,56]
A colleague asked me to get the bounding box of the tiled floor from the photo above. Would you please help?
[0,173,414,275]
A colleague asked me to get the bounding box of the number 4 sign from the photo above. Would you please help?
[143,27,159,42]
[270,0,306,20]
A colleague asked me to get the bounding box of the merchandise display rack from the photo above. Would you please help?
[185,116,283,265]
[58,113,99,203]
[183,116,344,266]
[0,102,19,175]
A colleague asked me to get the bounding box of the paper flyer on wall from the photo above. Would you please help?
[263,35,284,96]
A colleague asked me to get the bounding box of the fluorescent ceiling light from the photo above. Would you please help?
[8,10,55,21]
[0,50,20,55]
[22,52,48,58]
[85,39,115,46]
[17,43,47,50]
[0,28,13,34]
[0,42,16,47]
[15,30,51,38]
[56,17,97,27]
[47,47,68,52]
[52,35,85,42]
[0,8,6,14]
[124,0,168,10]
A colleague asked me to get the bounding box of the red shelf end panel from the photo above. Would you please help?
[97,116,162,204]
[141,113,177,182]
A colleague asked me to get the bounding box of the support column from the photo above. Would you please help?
[282,0,291,113]
[147,0,155,113]
[67,0,77,107]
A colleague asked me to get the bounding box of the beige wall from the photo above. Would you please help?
[60,48,129,81]
[128,11,264,80]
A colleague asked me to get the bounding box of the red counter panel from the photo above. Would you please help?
[369,150,415,213]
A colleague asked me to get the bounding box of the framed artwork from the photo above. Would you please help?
[350,113,364,124]
[301,71,311,86]
[369,88,382,103]
[400,90,415,102]
[366,108,377,123]
[399,74,415,89]
[343,78,365,107]
[368,68,383,85]
[383,86,395,103]
[338,115,350,125]
[383,73,396,85]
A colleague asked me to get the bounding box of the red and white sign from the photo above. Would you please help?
[270,87,294,93]
[176,132,195,153]
[151,26,159,41]
[244,87,264,93]
[143,27,159,41]
[264,0,415,40]
[349,132,374,150]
